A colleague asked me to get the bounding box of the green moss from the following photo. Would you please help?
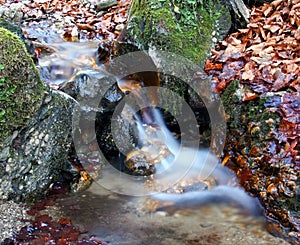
[221,80,242,129]
[221,80,280,135]
[0,27,45,145]
[246,99,280,135]
[221,80,281,170]
[126,0,226,65]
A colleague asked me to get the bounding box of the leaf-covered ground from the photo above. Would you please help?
[206,0,299,146]
[1,0,130,41]
[205,0,299,242]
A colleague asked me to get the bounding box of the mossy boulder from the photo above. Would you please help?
[98,0,233,125]
[119,0,231,66]
[0,28,79,202]
[0,90,77,202]
[0,27,44,146]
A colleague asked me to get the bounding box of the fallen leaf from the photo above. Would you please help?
[76,23,95,31]
[242,70,255,81]
[224,43,244,55]
[250,55,272,66]
[243,92,259,101]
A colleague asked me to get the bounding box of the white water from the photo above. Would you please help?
[126,101,262,215]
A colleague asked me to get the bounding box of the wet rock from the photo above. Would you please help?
[224,0,250,30]
[93,0,118,12]
[0,90,77,202]
[64,68,128,178]
[120,0,233,65]
[0,200,30,242]
[124,139,171,176]
[96,1,233,142]
[0,27,44,147]
[0,4,24,23]
[0,28,79,202]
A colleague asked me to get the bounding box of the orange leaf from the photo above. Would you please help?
[205,60,223,70]
[77,23,95,31]
[243,92,259,101]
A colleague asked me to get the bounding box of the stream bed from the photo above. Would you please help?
[48,182,289,245]
[0,180,291,244]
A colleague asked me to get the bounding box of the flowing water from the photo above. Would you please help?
[35,41,289,244]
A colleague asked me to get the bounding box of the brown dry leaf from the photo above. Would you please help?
[62,4,72,13]
[251,55,272,66]
[264,6,274,17]
[246,42,265,55]
[276,51,290,59]
[238,28,249,34]
[211,49,221,56]
[259,26,267,40]
[248,23,259,29]
[286,63,299,73]
[244,61,257,71]
[242,70,255,81]
[224,43,244,55]
[88,19,101,25]
[227,36,241,45]
[271,0,282,9]
[114,15,125,23]
[263,46,274,54]
[77,23,95,31]
[291,2,300,10]
[269,25,281,33]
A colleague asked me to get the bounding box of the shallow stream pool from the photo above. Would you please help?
[48,183,289,245]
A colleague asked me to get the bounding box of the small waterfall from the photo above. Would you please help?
[130,105,232,183]
[122,92,262,216]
